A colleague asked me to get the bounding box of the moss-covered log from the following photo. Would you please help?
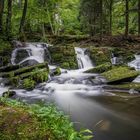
[0,62,49,78]
[0,65,20,72]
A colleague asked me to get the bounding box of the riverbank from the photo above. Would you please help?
[0,97,92,140]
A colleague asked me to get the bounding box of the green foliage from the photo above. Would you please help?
[60,62,70,69]
[31,69,49,83]
[23,78,36,90]
[89,47,112,65]
[0,98,93,140]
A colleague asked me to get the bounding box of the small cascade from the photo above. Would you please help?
[128,55,140,70]
[75,47,93,69]
[11,42,50,65]
[111,53,117,65]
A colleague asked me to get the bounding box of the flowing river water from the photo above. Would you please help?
[0,43,140,140]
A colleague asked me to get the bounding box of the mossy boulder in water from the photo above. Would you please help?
[50,67,61,76]
[2,91,16,98]
[85,62,112,73]
[101,66,140,84]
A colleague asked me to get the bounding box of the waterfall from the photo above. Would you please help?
[128,55,140,71]
[111,53,117,65]
[11,42,50,65]
[75,47,93,69]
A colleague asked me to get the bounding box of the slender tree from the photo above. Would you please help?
[19,0,28,33]
[0,0,4,32]
[125,0,129,36]
[100,0,103,39]
[6,0,12,39]
[109,0,113,35]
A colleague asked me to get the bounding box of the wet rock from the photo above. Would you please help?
[14,49,30,64]
[2,91,16,98]
[20,59,39,67]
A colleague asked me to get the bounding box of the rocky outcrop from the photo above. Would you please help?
[49,45,78,69]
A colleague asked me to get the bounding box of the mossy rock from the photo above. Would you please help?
[51,67,61,76]
[2,91,16,98]
[0,39,13,66]
[23,78,36,90]
[85,62,112,73]
[49,45,78,69]
[102,66,140,84]
[89,47,112,65]
[60,62,70,69]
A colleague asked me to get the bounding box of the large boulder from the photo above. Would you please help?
[14,49,30,64]
[101,66,140,84]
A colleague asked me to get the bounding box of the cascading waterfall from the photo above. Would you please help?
[75,47,93,69]
[128,55,140,83]
[111,53,117,65]
[128,55,140,70]
[11,42,49,65]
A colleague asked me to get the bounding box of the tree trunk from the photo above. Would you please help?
[19,0,28,33]
[100,0,103,40]
[0,0,4,32]
[6,0,12,39]
[109,0,113,35]
[125,0,129,36]
[138,0,140,35]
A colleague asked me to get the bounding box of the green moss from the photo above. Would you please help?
[23,78,36,90]
[0,98,92,140]
[52,67,61,76]
[31,69,49,83]
[49,46,78,69]
[102,66,140,84]
[0,39,12,66]
[69,61,78,69]
[89,47,111,65]
[51,53,63,62]
[85,62,112,73]
[0,62,49,78]
[60,62,70,69]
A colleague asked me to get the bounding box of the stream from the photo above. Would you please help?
[0,43,140,140]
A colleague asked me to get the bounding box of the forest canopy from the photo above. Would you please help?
[0,0,140,39]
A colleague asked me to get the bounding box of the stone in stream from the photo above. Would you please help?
[2,91,16,98]
[101,66,140,84]
[14,49,30,64]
